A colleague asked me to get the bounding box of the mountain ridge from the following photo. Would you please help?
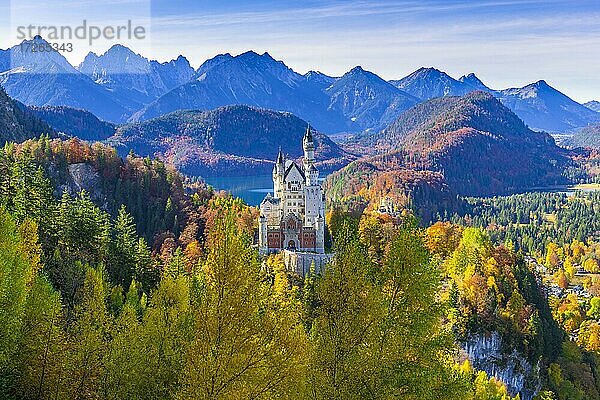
[497,80,600,132]
[390,67,475,100]
[584,100,600,113]
[77,44,195,109]
[325,66,418,132]
[111,104,354,177]
[336,91,570,199]
[0,37,132,122]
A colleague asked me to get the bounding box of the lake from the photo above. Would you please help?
[204,174,330,206]
[204,175,274,206]
[204,176,600,207]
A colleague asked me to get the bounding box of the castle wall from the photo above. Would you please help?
[282,250,333,277]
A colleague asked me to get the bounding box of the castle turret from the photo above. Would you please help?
[259,214,268,254]
[306,163,319,186]
[315,213,325,254]
[303,125,316,187]
[303,125,315,164]
[273,147,285,197]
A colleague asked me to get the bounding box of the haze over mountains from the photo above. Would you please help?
[0,37,131,122]
[1,36,598,135]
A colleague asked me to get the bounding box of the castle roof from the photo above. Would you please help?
[284,160,305,180]
[260,193,280,206]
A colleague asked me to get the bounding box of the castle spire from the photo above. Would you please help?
[303,124,313,144]
[276,146,284,164]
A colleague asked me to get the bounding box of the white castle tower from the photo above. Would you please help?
[259,125,325,255]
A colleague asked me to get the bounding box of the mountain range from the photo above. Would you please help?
[1,37,598,134]
[130,51,350,132]
[390,67,599,132]
[78,44,195,111]
[0,37,132,121]
[132,53,418,133]
[0,37,193,122]
[390,67,480,100]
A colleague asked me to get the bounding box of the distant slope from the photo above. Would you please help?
[0,86,54,144]
[458,73,492,91]
[563,123,600,149]
[497,80,600,132]
[325,66,417,133]
[111,105,353,177]
[196,53,234,76]
[584,101,600,113]
[30,106,116,141]
[304,71,336,91]
[340,91,570,197]
[324,159,461,223]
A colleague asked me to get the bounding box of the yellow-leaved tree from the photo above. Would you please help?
[178,199,307,399]
[308,217,469,399]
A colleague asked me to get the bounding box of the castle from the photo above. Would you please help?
[258,126,325,255]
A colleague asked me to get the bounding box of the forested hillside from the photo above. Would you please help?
[443,191,600,257]
[324,155,463,222]
[3,135,600,399]
[0,137,219,301]
[30,105,116,141]
[330,92,576,219]
[0,87,54,144]
[0,139,519,398]
[565,123,600,149]
[361,92,569,196]
[111,105,353,176]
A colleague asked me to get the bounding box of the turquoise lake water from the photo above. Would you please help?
[203,175,274,206]
[203,174,329,206]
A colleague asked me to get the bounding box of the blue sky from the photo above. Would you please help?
[1,0,599,102]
